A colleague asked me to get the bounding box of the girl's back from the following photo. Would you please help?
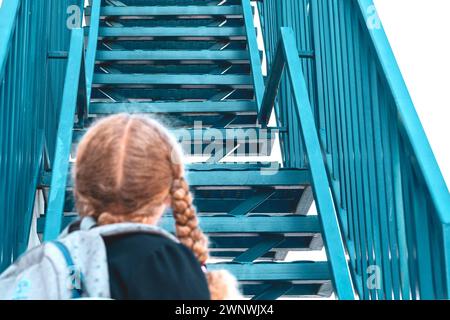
[105,232,209,300]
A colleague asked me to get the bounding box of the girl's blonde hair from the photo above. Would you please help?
[74,114,240,300]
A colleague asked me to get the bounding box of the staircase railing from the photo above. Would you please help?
[356,0,450,299]
[42,28,85,241]
[0,0,78,272]
[43,0,101,240]
[259,27,354,300]
[258,0,450,299]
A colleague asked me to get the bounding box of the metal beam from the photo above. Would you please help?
[89,101,256,114]
[229,188,274,216]
[207,261,331,281]
[37,215,322,235]
[93,74,253,86]
[41,167,310,188]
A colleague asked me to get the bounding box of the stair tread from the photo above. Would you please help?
[73,127,277,143]
[41,163,313,217]
[93,74,253,85]
[89,101,256,114]
[208,261,331,281]
[37,215,321,234]
[97,27,246,37]
[96,50,249,61]
[72,126,275,157]
[37,215,324,259]
[40,168,311,188]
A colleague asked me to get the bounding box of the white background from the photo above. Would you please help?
[374,0,450,189]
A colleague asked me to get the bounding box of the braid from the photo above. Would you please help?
[170,177,209,265]
[170,175,242,300]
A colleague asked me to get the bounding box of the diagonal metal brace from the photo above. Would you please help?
[252,282,293,300]
[229,188,274,216]
[233,234,285,263]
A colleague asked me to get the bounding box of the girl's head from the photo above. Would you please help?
[74,114,239,299]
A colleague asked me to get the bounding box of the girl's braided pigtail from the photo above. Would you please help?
[170,177,242,300]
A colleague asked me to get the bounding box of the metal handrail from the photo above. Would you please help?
[43,0,100,240]
[43,28,85,241]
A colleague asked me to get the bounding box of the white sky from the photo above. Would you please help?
[374,0,450,189]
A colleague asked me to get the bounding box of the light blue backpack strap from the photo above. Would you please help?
[52,241,84,299]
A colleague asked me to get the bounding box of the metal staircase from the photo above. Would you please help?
[34,0,353,300]
[2,0,449,300]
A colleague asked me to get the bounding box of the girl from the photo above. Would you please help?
[73,114,240,300]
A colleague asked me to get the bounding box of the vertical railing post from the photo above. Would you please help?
[84,0,101,112]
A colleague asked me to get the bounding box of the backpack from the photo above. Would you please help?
[0,217,178,300]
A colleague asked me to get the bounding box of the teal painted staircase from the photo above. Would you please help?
[2,0,449,300]
[36,0,353,300]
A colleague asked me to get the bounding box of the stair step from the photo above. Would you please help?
[37,215,324,261]
[97,27,246,38]
[91,87,254,101]
[72,127,276,156]
[93,74,253,86]
[184,169,308,187]
[167,215,321,233]
[98,40,247,51]
[37,215,320,235]
[62,190,308,216]
[107,0,241,5]
[96,50,249,61]
[94,64,251,76]
[40,168,310,189]
[89,101,256,114]
[101,19,244,29]
[47,163,310,215]
[208,262,330,282]
[90,114,257,128]
[97,5,243,17]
